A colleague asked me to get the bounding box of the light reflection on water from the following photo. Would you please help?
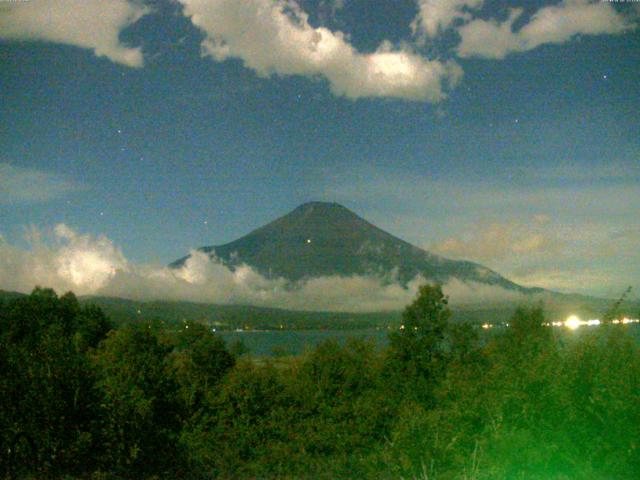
[220,321,640,356]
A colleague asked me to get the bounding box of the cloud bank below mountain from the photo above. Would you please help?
[0,224,528,312]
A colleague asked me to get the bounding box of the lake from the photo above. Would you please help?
[220,323,640,356]
[219,328,390,356]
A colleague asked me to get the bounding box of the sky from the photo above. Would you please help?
[1,0,639,303]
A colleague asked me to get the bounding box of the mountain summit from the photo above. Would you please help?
[171,201,535,292]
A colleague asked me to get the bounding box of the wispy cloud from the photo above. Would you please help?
[317,165,640,222]
[457,0,634,59]
[0,163,87,204]
[312,166,640,296]
[431,216,564,263]
[412,0,484,39]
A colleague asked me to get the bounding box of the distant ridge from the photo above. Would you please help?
[171,201,542,293]
[0,289,26,301]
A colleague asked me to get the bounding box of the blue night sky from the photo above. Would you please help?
[1,0,639,299]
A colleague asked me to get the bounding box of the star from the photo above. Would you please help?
[603,74,608,80]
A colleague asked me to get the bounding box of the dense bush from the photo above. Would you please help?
[1,287,639,479]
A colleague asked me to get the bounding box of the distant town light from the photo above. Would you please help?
[565,315,582,330]
[481,316,638,330]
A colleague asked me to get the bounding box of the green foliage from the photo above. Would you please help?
[290,338,394,458]
[0,288,237,479]
[2,285,640,479]
[92,324,180,476]
[384,305,640,480]
[0,288,111,478]
[169,322,235,411]
[389,284,451,364]
[228,338,249,357]
[502,304,552,355]
[180,338,395,478]
[387,284,452,403]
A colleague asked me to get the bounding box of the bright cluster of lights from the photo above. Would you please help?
[545,315,640,330]
[560,315,601,330]
[442,315,640,332]
[559,315,640,330]
[398,325,419,331]
[613,317,640,325]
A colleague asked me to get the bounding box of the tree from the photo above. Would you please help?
[0,288,110,478]
[388,284,451,402]
[93,323,185,478]
[169,322,235,412]
[499,304,552,359]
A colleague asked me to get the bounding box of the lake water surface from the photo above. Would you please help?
[220,323,640,356]
[219,328,390,356]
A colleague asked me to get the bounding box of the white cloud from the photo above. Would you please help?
[0,224,530,311]
[0,163,86,204]
[508,268,614,296]
[0,0,149,67]
[178,0,462,101]
[520,0,633,49]
[53,225,129,291]
[457,8,524,59]
[431,217,564,263]
[0,224,128,295]
[412,0,484,39]
[457,0,634,59]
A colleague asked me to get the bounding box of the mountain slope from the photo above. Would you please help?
[171,202,540,293]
